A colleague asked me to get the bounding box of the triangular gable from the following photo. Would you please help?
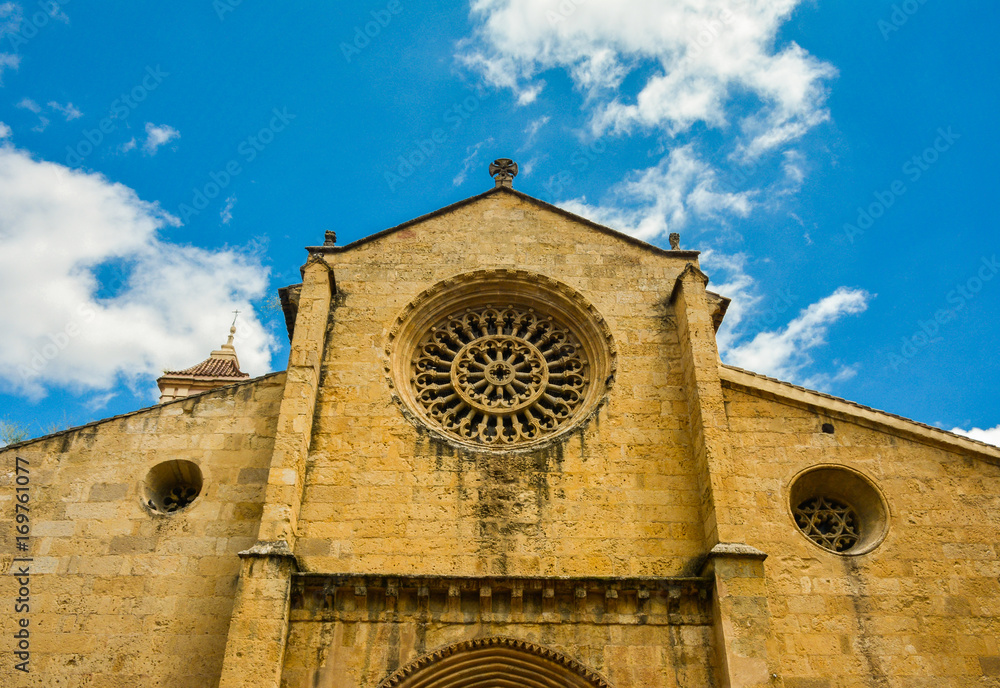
[307,186,700,261]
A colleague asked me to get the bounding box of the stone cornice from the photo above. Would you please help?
[290,573,712,627]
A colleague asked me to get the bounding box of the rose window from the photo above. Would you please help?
[143,460,203,515]
[793,496,860,553]
[412,306,589,445]
[161,484,200,513]
[788,466,888,556]
[387,270,616,450]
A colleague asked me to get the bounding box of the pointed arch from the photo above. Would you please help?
[377,636,612,688]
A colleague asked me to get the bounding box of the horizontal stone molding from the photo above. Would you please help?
[290,574,712,626]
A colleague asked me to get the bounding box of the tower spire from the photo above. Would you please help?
[156,319,249,403]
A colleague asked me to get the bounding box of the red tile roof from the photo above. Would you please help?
[164,356,249,379]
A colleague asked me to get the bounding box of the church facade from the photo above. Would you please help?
[3,165,999,687]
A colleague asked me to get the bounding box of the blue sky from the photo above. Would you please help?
[0,0,998,444]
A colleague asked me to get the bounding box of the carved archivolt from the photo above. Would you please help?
[377,636,612,688]
[387,270,616,449]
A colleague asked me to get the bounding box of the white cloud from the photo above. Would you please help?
[84,391,117,412]
[220,195,236,225]
[1,2,69,84]
[44,1,68,23]
[453,138,494,186]
[701,249,760,353]
[461,0,835,249]
[723,287,871,385]
[16,97,39,112]
[0,3,19,82]
[950,426,1000,447]
[522,115,550,147]
[0,52,17,83]
[117,137,137,154]
[559,144,752,241]
[700,251,873,390]
[142,122,180,154]
[779,149,806,192]
[462,0,834,154]
[519,155,540,177]
[0,121,10,139]
[0,2,20,32]
[16,97,47,132]
[0,144,276,400]
[459,0,862,388]
[48,100,82,120]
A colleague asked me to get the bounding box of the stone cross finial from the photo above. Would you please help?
[227,310,240,346]
[489,158,518,188]
[324,230,337,246]
[669,233,680,250]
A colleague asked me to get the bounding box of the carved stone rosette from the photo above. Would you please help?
[387,270,616,449]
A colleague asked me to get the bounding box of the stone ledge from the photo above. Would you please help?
[290,573,713,626]
[699,543,768,577]
[706,542,768,560]
[239,539,296,559]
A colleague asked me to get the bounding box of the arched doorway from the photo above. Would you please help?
[378,636,612,688]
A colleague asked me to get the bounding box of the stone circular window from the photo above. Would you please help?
[789,466,888,555]
[143,460,203,514]
[387,270,616,449]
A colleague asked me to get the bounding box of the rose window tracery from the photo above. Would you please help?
[412,305,589,445]
[793,496,860,553]
[387,270,616,450]
[161,484,199,513]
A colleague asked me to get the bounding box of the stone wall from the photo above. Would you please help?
[294,192,706,579]
[5,188,1000,687]
[0,373,285,687]
[280,574,717,687]
[282,191,714,682]
[721,373,1000,687]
